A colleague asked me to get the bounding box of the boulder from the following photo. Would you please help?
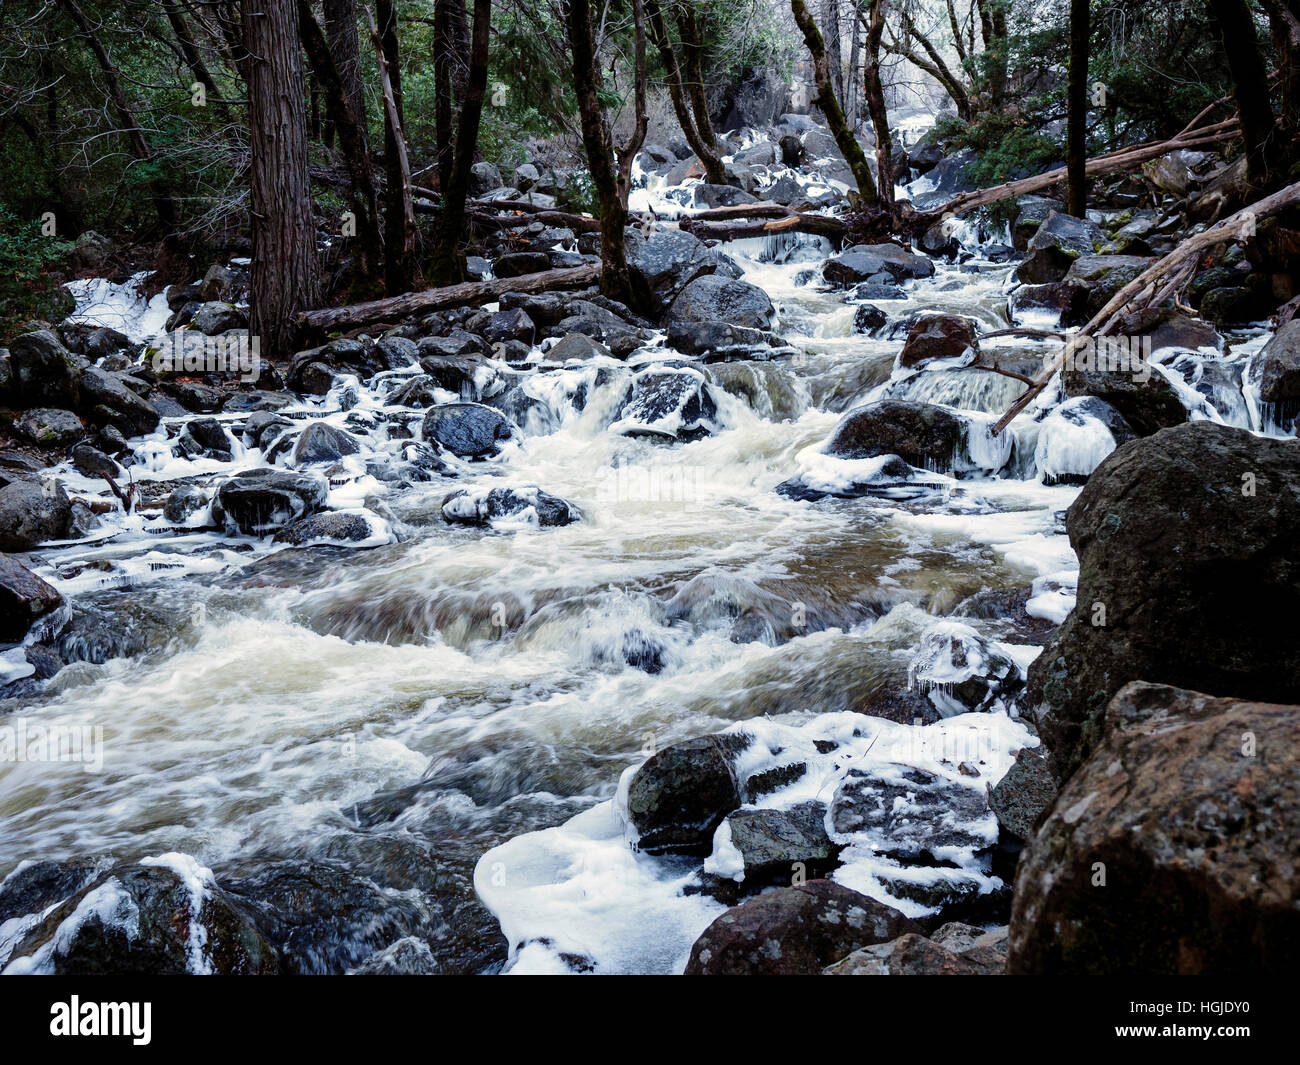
[1063,254,1153,314]
[1024,423,1300,778]
[292,422,361,465]
[825,924,1008,975]
[610,367,719,441]
[212,469,329,536]
[273,510,379,545]
[12,408,84,448]
[823,399,965,471]
[441,486,580,527]
[493,251,551,278]
[1008,281,1091,329]
[1248,318,1300,404]
[544,333,610,362]
[625,734,747,855]
[1012,196,1064,251]
[191,301,247,335]
[0,553,64,642]
[898,314,978,369]
[0,478,71,551]
[1015,211,1105,284]
[162,484,212,525]
[666,274,774,332]
[684,880,920,975]
[717,802,837,881]
[1061,360,1186,438]
[823,244,935,288]
[1009,682,1300,974]
[830,764,995,857]
[8,330,86,406]
[177,417,233,460]
[76,366,160,436]
[2,859,277,975]
[468,161,503,196]
[421,402,516,458]
[988,747,1055,841]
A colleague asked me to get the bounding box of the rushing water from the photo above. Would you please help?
[1,179,1275,973]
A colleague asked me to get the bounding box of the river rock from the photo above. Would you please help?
[212,469,330,536]
[988,747,1055,841]
[1247,317,1300,404]
[685,880,920,975]
[1009,681,1300,974]
[1012,195,1064,250]
[610,367,719,441]
[1060,360,1186,438]
[1033,396,1136,484]
[667,274,774,331]
[823,244,935,288]
[1008,280,1090,328]
[716,802,837,881]
[545,333,610,362]
[1015,211,1105,284]
[76,366,160,436]
[825,923,1008,975]
[625,227,717,318]
[177,416,233,460]
[824,399,965,471]
[493,251,551,278]
[163,483,212,525]
[625,734,748,855]
[7,329,86,404]
[2,858,277,975]
[421,402,516,458]
[1023,422,1300,778]
[898,314,979,369]
[12,408,85,448]
[273,510,380,545]
[0,478,72,551]
[0,553,64,642]
[907,619,1025,714]
[293,422,361,465]
[441,486,580,527]
[192,301,247,335]
[1063,254,1153,314]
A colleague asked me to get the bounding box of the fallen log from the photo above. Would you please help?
[990,178,1300,435]
[295,263,600,333]
[679,207,849,244]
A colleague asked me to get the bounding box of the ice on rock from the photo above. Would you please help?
[907,619,1025,716]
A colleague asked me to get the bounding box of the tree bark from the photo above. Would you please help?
[1066,0,1089,216]
[645,0,727,184]
[792,0,878,203]
[617,0,649,211]
[163,2,221,103]
[373,0,415,293]
[675,10,719,156]
[431,0,491,284]
[863,0,893,207]
[242,0,318,360]
[566,0,635,306]
[323,0,368,142]
[1209,0,1279,194]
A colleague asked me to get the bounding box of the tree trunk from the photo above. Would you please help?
[676,11,719,158]
[242,0,318,360]
[864,0,892,207]
[792,0,878,203]
[431,0,491,284]
[323,0,368,141]
[645,0,727,184]
[1209,0,1279,194]
[1262,0,1300,141]
[617,0,649,211]
[823,0,844,106]
[566,0,635,306]
[1066,0,1089,216]
[433,0,457,189]
[163,2,221,103]
[373,0,415,293]
[299,0,382,277]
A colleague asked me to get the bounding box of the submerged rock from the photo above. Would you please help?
[685,880,919,975]
[421,402,516,458]
[1024,422,1300,778]
[1009,682,1300,974]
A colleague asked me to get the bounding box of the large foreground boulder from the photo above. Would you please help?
[823,244,934,288]
[685,880,920,975]
[1009,682,1300,974]
[624,227,717,317]
[1015,211,1104,284]
[0,478,72,551]
[1024,423,1300,778]
[625,734,746,856]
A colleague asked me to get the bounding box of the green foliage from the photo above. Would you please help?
[0,206,75,336]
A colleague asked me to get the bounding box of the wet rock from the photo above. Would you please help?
[191,301,247,335]
[1033,395,1136,484]
[1009,682,1300,974]
[1012,195,1064,250]
[898,314,978,369]
[685,880,920,975]
[483,307,536,345]
[161,380,223,413]
[830,765,996,857]
[0,478,71,551]
[1063,254,1153,314]
[293,422,361,465]
[1060,361,1186,438]
[908,620,1025,714]
[666,320,770,357]
[162,483,212,525]
[765,173,804,206]
[69,442,120,480]
[0,552,64,642]
[1024,423,1300,778]
[852,304,888,334]
[493,251,551,278]
[988,747,1055,841]
[625,734,748,855]
[468,161,503,196]
[422,402,516,458]
[1247,317,1300,404]
[824,244,935,288]
[824,399,964,471]
[825,924,1008,975]
[693,183,758,208]
[718,802,837,881]
[12,408,84,448]
[212,469,329,536]
[177,417,233,460]
[76,366,160,436]
[351,937,440,975]
[666,274,774,331]
[441,486,580,527]
[273,510,379,545]
[545,333,610,362]
[1015,211,1105,284]
[3,859,277,975]
[8,329,87,405]
[1008,281,1090,328]
[0,859,104,924]
[610,367,719,441]
[376,335,419,369]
